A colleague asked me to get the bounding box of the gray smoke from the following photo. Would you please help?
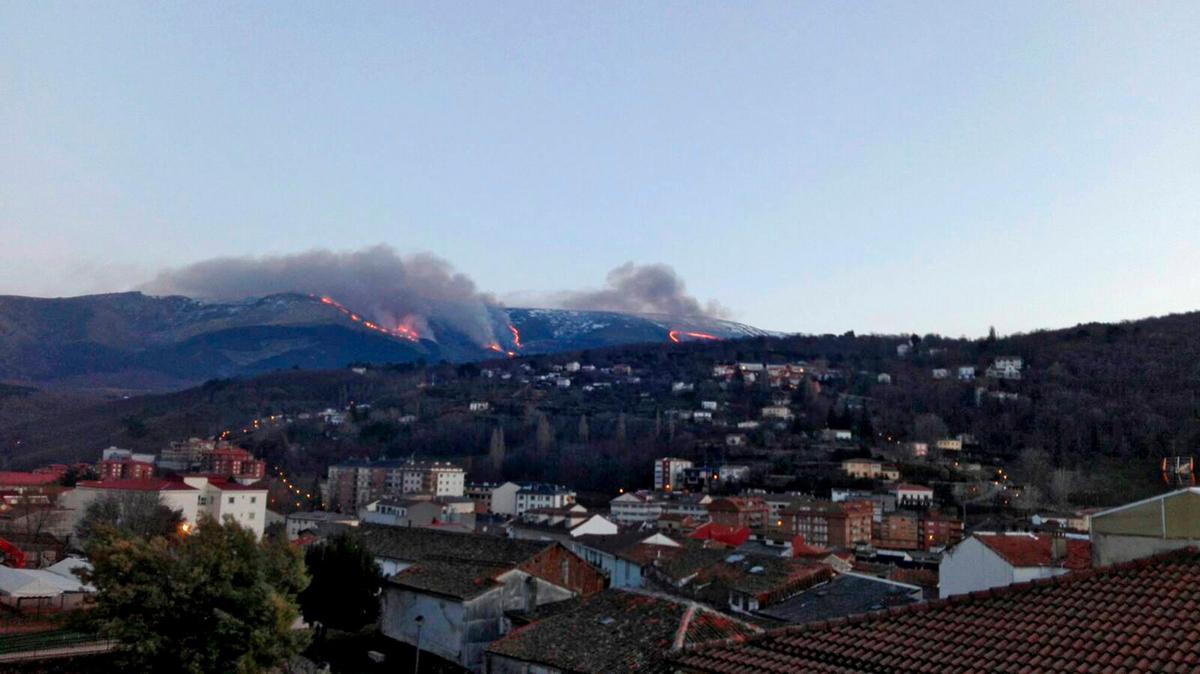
[141,245,498,343]
[553,262,730,318]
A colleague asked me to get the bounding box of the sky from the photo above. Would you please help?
[2,2,1199,336]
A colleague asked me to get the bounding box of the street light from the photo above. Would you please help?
[413,614,425,674]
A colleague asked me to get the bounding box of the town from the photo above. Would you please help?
[0,338,1190,673]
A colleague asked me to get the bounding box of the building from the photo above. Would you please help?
[873,510,920,550]
[932,368,949,379]
[201,447,266,482]
[654,457,693,491]
[891,483,934,508]
[674,548,1200,673]
[986,355,1024,380]
[939,531,1090,598]
[760,406,793,420]
[1090,488,1200,565]
[919,511,964,551]
[707,497,768,530]
[285,511,360,540]
[324,459,465,512]
[957,366,976,381]
[569,531,682,589]
[514,484,575,516]
[96,458,155,481]
[718,464,751,483]
[609,491,662,525]
[841,458,899,481]
[876,373,892,384]
[66,475,268,538]
[358,526,603,671]
[485,589,760,674]
[779,500,873,549]
[100,447,156,465]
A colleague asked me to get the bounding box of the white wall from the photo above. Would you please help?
[491,482,520,516]
[939,536,1069,598]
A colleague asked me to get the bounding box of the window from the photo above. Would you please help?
[248,512,255,520]
[228,497,235,504]
[250,496,257,504]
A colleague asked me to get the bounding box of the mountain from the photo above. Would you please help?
[0,292,774,391]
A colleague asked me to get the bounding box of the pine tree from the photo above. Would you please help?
[536,414,554,455]
[578,414,590,443]
[615,412,627,447]
[489,426,506,472]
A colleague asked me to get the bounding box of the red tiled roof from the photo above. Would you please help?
[77,479,196,492]
[674,547,1200,674]
[690,523,750,547]
[0,472,61,487]
[975,532,1091,570]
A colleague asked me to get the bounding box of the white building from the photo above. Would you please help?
[986,356,1024,380]
[701,401,718,411]
[692,411,713,423]
[932,368,949,380]
[514,485,576,515]
[654,458,693,491]
[890,483,934,508]
[66,475,268,539]
[957,366,976,381]
[938,532,1089,598]
[760,406,793,420]
[718,465,750,482]
[609,491,663,525]
[469,401,490,412]
[285,511,360,540]
[487,482,522,516]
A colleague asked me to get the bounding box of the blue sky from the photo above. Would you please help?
[2,2,1198,335]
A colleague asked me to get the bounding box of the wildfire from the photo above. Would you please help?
[668,329,720,344]
[314,295,419,342]
[508,324,522,349]
[482,324,522,357]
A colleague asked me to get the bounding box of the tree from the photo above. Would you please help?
[82,514,309,674]
[298,534,384,640]
[578,414,590,443]
[536,414,554,455]
[489,426,506,472]
[76,492,184,544]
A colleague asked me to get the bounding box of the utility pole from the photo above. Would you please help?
[413,614,425,674]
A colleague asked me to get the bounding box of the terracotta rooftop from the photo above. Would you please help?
[674,548,1200,673]
[77,479,196,492]
[975,532,1091,570]
[487,589,760,674]
[0,472,62,487]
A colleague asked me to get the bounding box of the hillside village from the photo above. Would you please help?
[0,326,1193,670]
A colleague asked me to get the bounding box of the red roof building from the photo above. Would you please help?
[940,531,1091,598]
[690,522,751,548]
[674,548,1200,673]
[97,458,155,482]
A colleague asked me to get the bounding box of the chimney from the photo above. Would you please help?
[1050,531,1067,565]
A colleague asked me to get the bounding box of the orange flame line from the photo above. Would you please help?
[668,329,720,343]
[312,294,419,342]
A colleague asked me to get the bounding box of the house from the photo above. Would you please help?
[700,400,718,411]
[760,406,793,420]
[675,548,1200,673]
[609,491,662,525]
[931,368,949,380]
[569,531,682,588]
[692,410,713,423]
[725,433,747,447]
[469,401,490,412]
[934,438,963,453]
[754,572,923,624]
[896,343,912,356]
[891,483,934,508]
[876,373,892,385]
[840,458,895,480]
[957,365,976,381]
[653,550,831,614]
[717,465,750,483]
[821,429,853,442]
[359,497,473,530]
[358,525,604,672]
[938,531,1090,598]
[485,589,760,674]
[986,356,1024,380]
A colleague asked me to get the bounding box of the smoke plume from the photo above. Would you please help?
[551,262,730,318]
[141,245,498,343]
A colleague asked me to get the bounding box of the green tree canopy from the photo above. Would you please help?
[82,514,309,673]
[298,533,384,637]
[75,491,185,545]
